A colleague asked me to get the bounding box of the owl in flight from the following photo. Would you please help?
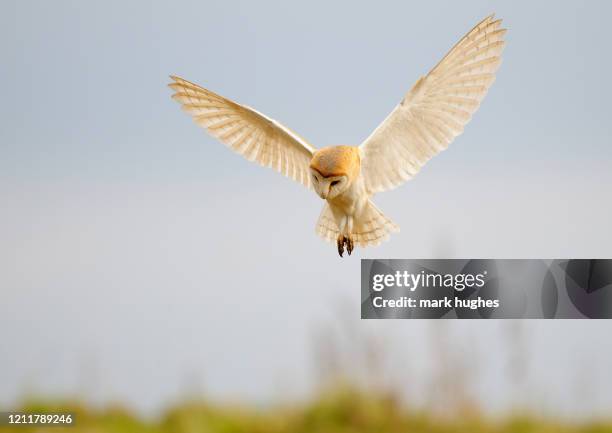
[169,15,505,257]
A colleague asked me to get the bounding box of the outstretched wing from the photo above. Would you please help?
[359,15,506,194]
[169,76,316,189]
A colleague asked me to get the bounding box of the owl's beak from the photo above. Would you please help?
[319,184,330,199]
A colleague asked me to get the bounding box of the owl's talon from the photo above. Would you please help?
[347,237,354,255]
[337,237,345,257]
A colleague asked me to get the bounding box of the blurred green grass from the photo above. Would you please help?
[2,387,611,433]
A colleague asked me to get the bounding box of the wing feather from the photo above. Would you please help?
[169,76,316,189]
[359,15,506,194]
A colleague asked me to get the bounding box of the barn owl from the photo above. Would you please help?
[169,15,505,256]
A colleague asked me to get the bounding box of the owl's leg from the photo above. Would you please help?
[335,216,355,257]
[336,216,349,257]
[346,216,354,255]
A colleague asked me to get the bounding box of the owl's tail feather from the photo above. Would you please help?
[315,204,340,244]
[315,201,399,249]
[352,200,400,247]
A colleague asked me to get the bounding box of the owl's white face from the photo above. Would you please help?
[310,169,349,200]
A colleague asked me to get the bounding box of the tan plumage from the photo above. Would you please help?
[310,146,360,179]
[169,15,506,256]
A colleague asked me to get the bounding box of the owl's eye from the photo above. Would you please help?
[331,180,340,187]
[312,176,319,183]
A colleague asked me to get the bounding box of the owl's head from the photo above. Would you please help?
[309,146,360,200]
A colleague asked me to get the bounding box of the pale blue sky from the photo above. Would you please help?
[2,0,612,418]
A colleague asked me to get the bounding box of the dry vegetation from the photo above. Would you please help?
[2,389,611,433]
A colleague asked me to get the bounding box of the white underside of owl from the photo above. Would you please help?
[315,174,400,253]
